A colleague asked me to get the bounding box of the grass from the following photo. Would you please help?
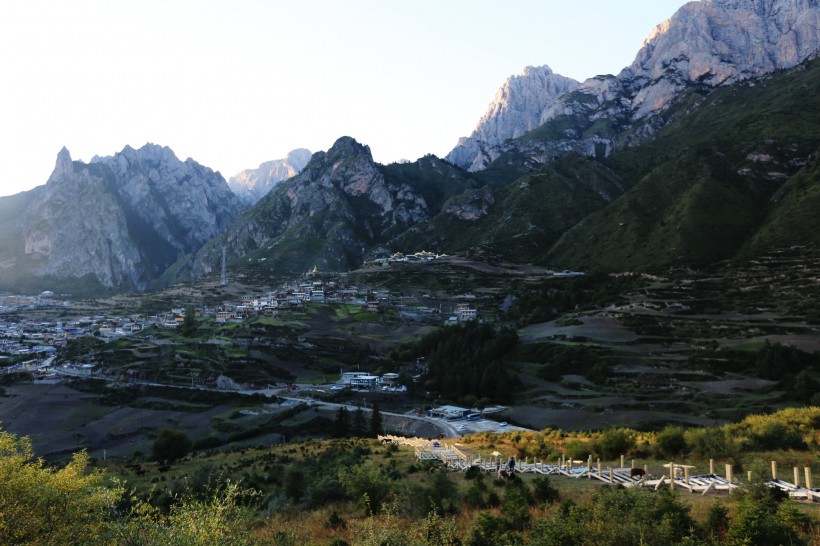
[92,429,820,545]
[549,58,820,271]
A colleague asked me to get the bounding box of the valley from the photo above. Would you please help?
[1,1,819,543]
[2,252,817,463]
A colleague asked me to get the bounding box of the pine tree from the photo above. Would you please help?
[332,406,350,438]
[181,307,197,337]
[351,407,366,437]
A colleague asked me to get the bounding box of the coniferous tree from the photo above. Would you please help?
[181,307,197,337]
[351,407,366,437]
[332,406,350,438]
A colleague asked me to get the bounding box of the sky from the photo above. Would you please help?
[0,0,689,197]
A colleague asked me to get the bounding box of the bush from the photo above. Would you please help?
[151,428,192,463]
[565,440,593,460]
[747,421,806,451]
[594,428,636,460]
[529,486,695,546]
[725,482,807,546]
[532,476,560,505]
[685,427,732,459]
[655,426,688,458]
[0,429,258,545]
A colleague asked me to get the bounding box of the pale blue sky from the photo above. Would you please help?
[0,0,688,197]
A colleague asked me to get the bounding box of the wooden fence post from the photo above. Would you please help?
[726,464,733,484]
[669,462,675,490]
[597,458,602,477]
[709,459,714,475]
[794,467,800,487]
[805,468,813,502]
[771,460,777,480]
[620,455,625,469]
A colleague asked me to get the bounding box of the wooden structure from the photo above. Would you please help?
[379,436,819,502]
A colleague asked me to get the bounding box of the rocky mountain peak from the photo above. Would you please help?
[446,64,579,171]
[228,147,312,206]
[52,146,73,179]
[466,0,820,172]
[286,148,312,167]
[10,143,245,292]
[624,0,820,96]
[327,136,372,159]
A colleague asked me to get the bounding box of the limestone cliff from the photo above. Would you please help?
[187,136,433,277]
[0,144,244,292]
[228,148,312,205]
[467,0,820,170]
[446,66,579,170]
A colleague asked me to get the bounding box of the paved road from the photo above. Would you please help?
[253,390,462,438]
[46,368,527,438]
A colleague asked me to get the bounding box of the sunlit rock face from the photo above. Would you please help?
[16,144,243,290]
[228,148,312,205]
[564,0,820,122]
[539,0,820,140]
[458,0,820,171]
[446,65,579,171]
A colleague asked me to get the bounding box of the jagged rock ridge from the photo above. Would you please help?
[446,65,579,170]
[0,144,244,292]
[464,0,820,170]
[186,137,437,277]
[228,148,312,205]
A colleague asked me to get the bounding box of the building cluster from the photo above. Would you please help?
[0,291,65,312]
[368,250,446,265]
[213,277,392,323]
[443,303,479,325]
[0,312,153,357]
[338,370,407,392]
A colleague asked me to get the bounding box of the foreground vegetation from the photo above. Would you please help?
[2,406,818,545]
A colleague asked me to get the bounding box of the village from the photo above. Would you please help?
[0,251,483,387]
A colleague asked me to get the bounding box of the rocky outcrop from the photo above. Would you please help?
[441,187,495,221]
[543,0,820,145]
[186,137,433,277]
[466,0,820,171]
[446,66,579,170]
[3,144,245,292]
[228,148,312,205]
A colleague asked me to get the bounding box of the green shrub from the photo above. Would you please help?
[594,428,636,460]
[655,426,688,458]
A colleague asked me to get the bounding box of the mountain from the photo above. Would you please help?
[446,65,579,171]
[0,144,244,294]
[547,55,820,270]
[395,153,626,260]
[469,0,820,170]
[175,59,820,285]
[228,148,312,205]
[175,137,485,280]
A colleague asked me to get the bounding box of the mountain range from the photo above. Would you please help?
[227,148,312,206]
[0,144,243,293]
[0,0,818,294]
